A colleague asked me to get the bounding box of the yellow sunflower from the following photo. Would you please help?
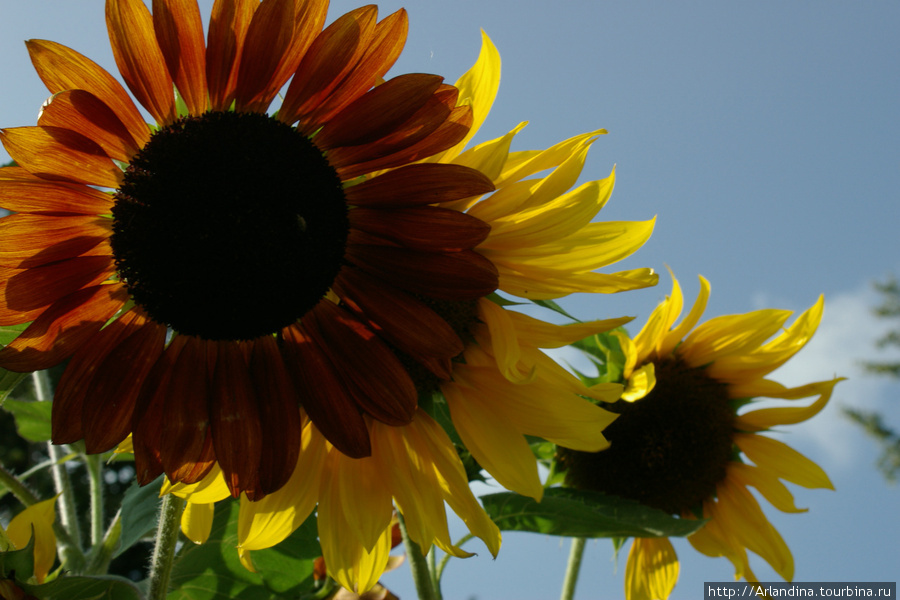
[559,272,844,599]
[0,0,503,501]
[170,33,658,592]
[1,497,58,585]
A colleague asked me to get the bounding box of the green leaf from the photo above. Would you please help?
[0,323,27,347]
[481,487,705,538]
[0,532,36,581]
[22,575,144,600]
[0,369,28,408]
[168,499,322,600]
[116,478,164,558]
[531,299,580,322]
[3,400,52,442]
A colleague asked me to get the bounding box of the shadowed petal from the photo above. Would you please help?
[344,163,493,209]
[206,0,257,110]
[153,0,208,115]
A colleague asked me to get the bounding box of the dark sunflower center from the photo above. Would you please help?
[559,358,735,515]
[111,111,349,341]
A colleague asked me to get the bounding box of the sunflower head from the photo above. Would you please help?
[559,271,843,592]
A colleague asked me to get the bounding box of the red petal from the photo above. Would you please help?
[25,40,151,148]
[280,321,371,458]
[0,283,128,372]
[335,266,463,362]
[153,0,208,115]
[329,93,471,179]
[300,8,408,127]
[53,308,146,445]
[210,341,262,497]
[0,127,122,189]
[0,256,113,323]
[303,300,417,426]
[347,244,499,301]
[315,73,443,150]
[234,0,296,112]
[159,337,215,483]
[206,0,258,110]
[82,314,167,453]
[0,214,110,269]
[248,335,302,496]
[106,0,176,125]
[38,90,141,163]
[349,206,490,252]
[344,163,493,208]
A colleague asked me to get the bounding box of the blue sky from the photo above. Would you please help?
[1,1,898,598]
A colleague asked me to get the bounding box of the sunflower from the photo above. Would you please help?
[0,0,509,501]
[1,496,58,584]
[558,272,844,600]
[170,33,658,591]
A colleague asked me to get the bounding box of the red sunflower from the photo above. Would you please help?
[0,0,498,500]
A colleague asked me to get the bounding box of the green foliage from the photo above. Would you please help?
[3,400,52,443]
[850,275,900,483]
[481,487,705,539]
[168,499,324,600]
[116,480,164,559]
[569,329,628,386]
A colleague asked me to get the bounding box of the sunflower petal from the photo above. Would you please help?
[153,0,208,115]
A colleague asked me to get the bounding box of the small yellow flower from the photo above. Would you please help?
[560,271,843,599]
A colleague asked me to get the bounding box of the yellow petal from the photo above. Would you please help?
[735,378,843,431]
[434,30,501,162]
[714,478,794,581]
[442,377,543,500]
[7,496,58,583]
[625,537,679,600]
[727,463,806,514]
[238,420,327,552]
[448,122,527,188]
[621,362,656,402]
[508,310,632,350]
[734,433,833,490]
[659,274,711,359]
[181,502,215,544]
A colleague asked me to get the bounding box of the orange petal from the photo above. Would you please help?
[301,8,408,126]
[106,0,176,125]
[152,0,208,115]
[0,170,115,215]
[279,5,375,127]
[347,244,498,301]
[0,282,127,372]
[0,214,110,269]
[303,300,417,427]
[280,322,372,458]
[234,0,297,112]
[38,89,142,163]
[335,267,463,363]
[81,315,167,453]
[25,39,150,148]
[0,256,113,323]
[157,337,215,484]
[344,163,493,208]
[349,206,490,252]
[248,335,302,496]
[210,340,262,497]
[206,0,258,110]
[316,73,443,150]
[1,126,122,188]
[265,0,330,110]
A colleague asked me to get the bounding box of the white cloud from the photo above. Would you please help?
[757,282,900,472]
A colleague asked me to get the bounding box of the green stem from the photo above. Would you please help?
[427,546,443,600]
[559,537,587,600]
[84,454,105,546]
[398,512,436,600]
[147,494,185,600]
[85,511,121,575]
